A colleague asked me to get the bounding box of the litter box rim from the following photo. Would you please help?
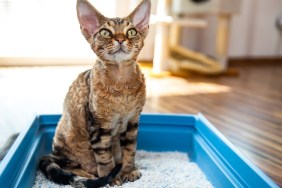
[0,113,278,188]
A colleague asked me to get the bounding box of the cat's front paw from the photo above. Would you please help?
[110,178,123,186]
[121,170,142,183]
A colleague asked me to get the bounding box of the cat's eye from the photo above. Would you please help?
[99,29,112,38]
[127,28,137,38]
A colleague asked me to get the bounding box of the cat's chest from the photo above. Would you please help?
[90,73,145,132]
[93,83,145,111]
[110,111,135,136]
[114,92,139,108]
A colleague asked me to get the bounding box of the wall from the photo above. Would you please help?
[1,0,281,66]
[145,0,282,64]
[180,0,282,59]
[0,0,157,63]
[229,0,282,57]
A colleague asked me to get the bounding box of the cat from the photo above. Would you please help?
[39,0,151,187]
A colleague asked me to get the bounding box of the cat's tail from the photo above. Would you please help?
[39,155,122,188]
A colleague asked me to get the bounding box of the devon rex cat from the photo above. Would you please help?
[39,0,151,187]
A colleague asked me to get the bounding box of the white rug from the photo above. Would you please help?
[33,151,214,188]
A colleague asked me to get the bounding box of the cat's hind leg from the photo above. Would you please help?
[39,154,122,188]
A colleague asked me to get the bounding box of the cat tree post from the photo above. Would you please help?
[215,14,231,70]
[152,0,171,74]
[152,0,241,75]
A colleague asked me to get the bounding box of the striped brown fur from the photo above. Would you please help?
[39,0,151,187]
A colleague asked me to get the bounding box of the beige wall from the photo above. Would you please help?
[137,0,282,61]
[229,0,282,57]
[1,0,281,66]
[179,0,282,60]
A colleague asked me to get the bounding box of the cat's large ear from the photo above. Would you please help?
[76,0,107,40]
[128,0,151,37]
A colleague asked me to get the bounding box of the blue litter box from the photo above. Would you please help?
[0,113,278,188]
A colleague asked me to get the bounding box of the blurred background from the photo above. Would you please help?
[0,0,281,66]
[0,0,281,186]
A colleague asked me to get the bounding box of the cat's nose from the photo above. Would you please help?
[116,38,125,44]
[115,35,126,44]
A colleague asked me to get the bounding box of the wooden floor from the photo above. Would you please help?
[144,63,282,186]
[0,63,281,186]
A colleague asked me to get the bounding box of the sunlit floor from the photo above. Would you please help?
[0,63,281,186]
[0,65,232,145]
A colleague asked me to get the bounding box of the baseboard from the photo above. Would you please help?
[228,57,282,66]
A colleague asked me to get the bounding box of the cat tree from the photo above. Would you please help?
[152,0,242,75]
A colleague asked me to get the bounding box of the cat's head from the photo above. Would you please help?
[76,0,151,63]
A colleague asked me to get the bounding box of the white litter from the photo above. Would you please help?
[33,150,214,188]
